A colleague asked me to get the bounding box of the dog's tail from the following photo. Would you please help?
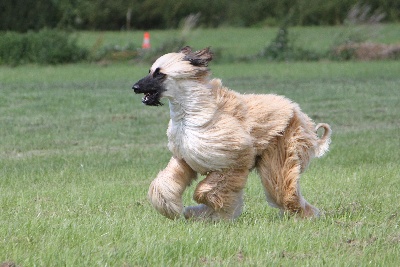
[315,123,332,157]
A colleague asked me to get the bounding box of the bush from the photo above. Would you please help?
[0,29,88,65]
[251,23,321,62]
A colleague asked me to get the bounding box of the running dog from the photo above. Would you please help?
[132,46,331,221]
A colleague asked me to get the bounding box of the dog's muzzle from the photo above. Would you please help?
[132,82,163,106]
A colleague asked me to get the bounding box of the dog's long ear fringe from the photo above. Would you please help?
[179,46,192,55]
[181,47,213,67]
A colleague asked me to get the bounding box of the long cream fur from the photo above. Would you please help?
[146,48,332,221]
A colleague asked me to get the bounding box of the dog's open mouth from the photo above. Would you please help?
[132,73,166,106]
[141,91,163,106]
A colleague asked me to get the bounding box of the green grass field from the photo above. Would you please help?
[77,24,400,58]
[1,26,400,266]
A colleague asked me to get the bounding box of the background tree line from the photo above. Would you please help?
[1,0,399,32]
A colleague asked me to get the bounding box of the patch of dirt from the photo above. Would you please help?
[389,234,400,244]
[334,42,400,60]
[1,262,19,267]
[279,250,313,260]
[345,236,378,248]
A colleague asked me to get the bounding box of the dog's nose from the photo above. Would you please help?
[132,84,140,93]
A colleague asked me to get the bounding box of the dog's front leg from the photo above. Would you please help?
[184,169,249,221]
[148,157,197,219]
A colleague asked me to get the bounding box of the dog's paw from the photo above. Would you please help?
[183,204,237,222]
[183,204,216,221]
[148,178,183,219]
[302,202,321,218]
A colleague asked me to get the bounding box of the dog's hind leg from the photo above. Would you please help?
[148,157,197,219]
[256,118,320,218]
[184,169,248,221]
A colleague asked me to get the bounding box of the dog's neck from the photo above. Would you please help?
[165,80,217,126]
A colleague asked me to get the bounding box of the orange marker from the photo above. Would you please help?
[142,32,151,49]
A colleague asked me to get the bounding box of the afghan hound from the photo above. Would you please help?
[132,46,331,221]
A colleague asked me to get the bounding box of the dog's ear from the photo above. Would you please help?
[183,47,213,67]
[179,46,192,55]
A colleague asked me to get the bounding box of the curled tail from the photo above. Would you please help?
[315,123,332,157]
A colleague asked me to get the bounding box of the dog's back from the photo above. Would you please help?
[209,78,327,158]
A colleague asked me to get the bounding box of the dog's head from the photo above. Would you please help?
[132,46,213,106]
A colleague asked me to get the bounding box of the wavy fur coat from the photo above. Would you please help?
[132,47,331,221]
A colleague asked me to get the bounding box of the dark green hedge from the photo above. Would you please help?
[0,29,88,65]
[1,0,399,32]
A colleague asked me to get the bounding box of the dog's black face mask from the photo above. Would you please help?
[132,67,166,106]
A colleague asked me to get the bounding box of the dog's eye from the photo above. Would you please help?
[153,68,165,78]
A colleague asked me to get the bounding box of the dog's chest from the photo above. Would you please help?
[166,118,254,174]
[167,120,185,156]
[167,120,207,171]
